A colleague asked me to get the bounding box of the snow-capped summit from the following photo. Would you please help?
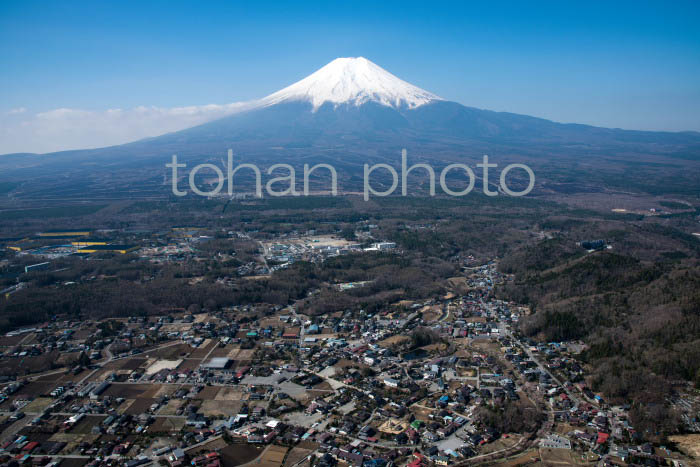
[260,57,442,110]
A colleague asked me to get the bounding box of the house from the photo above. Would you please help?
[248,435,264,443]
[169,448,186,463]
[338,451,364,467]
[574,431,596,445]
[383,378,399,388]
[317,432,334,447]
[339,421,356,435]
[186,413,209,428]
[405,428,419,444]
[436,424,455,438]
[358,425,375,439]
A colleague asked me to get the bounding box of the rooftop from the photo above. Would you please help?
[201,357,232,369]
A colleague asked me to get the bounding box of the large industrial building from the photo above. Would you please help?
[200,357,233,371]
[77,245,139,254]
[38,229,92,238]
[71,239,110,247]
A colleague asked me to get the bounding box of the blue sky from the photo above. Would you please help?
[1,0,699,153]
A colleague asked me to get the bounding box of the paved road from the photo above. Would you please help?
[288,305,305,358]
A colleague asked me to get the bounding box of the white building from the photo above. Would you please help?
[384,378,399,388]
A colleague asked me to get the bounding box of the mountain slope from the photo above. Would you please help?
[160,97,700,152]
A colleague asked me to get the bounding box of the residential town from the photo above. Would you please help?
[0,259,696,467]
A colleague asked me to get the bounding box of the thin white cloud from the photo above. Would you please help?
[0,102,253,154]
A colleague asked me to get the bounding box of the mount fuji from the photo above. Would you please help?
[151,56,699,152]
[1,57,699,197]
[259,57,442,110]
